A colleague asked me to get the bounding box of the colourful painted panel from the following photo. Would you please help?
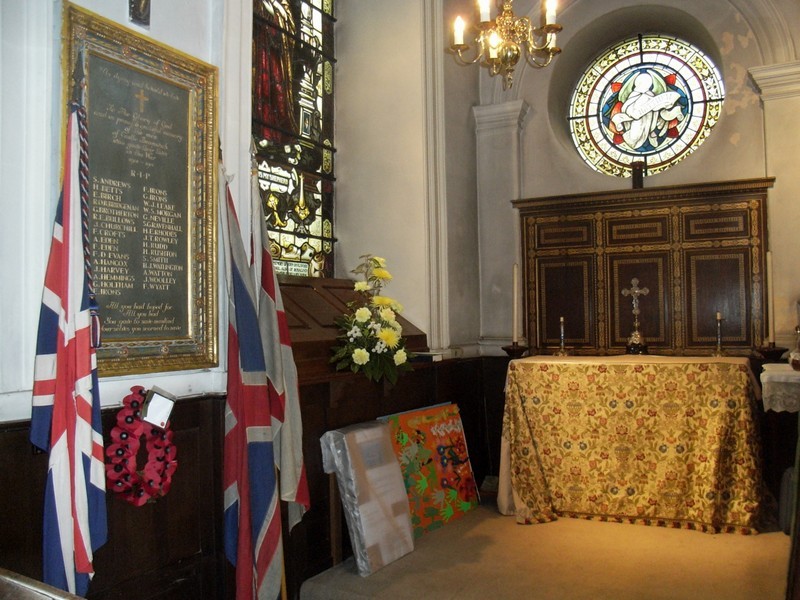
[382,404,479,538]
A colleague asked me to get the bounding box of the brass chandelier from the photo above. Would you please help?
[450,0,562,90]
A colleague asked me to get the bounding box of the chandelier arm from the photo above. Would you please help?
[451,44,485,66]
[521,48,558,69]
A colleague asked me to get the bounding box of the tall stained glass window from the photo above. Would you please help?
[569,34,725,178]
[253,0,335,277]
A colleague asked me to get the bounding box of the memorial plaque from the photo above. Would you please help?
[64,4,217,375]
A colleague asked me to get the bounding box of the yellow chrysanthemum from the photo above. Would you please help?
[372,295,395,307]
[378,327,400,349]
[379,308,396,323]
[354,281,370,292]
[372,267,392,281]
[352,348,370,365]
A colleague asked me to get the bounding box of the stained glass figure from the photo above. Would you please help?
[253,0,336,277]
[569,34,724,178]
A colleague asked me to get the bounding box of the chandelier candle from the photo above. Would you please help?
[545,0,557,24]
[453,16,465,46]
[479,0,490,22]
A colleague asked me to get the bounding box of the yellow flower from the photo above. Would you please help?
[352,348,370,365]
[355,307,372,323]
[372,295,395,307]
[379,308,396,323]
[354,281,370,292]
[393,349,408,366]
[373,267,392,281]
[378,327,400,348]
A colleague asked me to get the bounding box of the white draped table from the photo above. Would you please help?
[761,363,800,413]
[759,362,800,534]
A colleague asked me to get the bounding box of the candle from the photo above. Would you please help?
[716,311,722,321]
[767,251,775,344]
[453,16,465,46]
[479,0,491,22]
[560,316,565,338]
[545,0,557,25]
[488,31,500,59]
[512,263,519,344]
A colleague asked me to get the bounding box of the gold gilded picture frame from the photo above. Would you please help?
[63,3,218,376]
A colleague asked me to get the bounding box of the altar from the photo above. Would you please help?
[497,355,764,533]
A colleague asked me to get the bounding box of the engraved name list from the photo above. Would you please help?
[88,54,190,341]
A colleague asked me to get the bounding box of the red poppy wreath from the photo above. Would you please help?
[105,386,178,507]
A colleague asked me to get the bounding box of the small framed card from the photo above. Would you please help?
[142,386,176,429]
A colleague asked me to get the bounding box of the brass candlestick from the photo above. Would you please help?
[553,316,569,356]
[502,341,528,359]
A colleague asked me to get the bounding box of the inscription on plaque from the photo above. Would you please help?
[87,54,189,341]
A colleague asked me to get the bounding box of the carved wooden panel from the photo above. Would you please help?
[514,178,773,356]
[537,256,595,348]
[608,252,670,350]
[685,248,752,348]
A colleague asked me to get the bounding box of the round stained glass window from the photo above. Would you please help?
[569,34,725,178]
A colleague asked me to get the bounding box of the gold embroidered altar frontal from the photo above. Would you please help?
[501,356,764,533]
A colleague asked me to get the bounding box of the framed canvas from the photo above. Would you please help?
[382,404,479,538]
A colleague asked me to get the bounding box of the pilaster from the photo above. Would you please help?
[473,100,530,351]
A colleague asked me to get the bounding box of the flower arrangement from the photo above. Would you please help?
[331,254,414,384]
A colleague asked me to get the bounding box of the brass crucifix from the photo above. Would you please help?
[622,277,649,353]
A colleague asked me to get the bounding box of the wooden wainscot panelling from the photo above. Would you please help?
[514,178,773,355]
[0,396,226,600]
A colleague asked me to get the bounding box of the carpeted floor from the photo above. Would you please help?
[300,503,791,599]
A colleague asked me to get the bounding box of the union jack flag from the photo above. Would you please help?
[30,100,107,595]
[221,162,309,600]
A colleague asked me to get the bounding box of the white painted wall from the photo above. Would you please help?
[443,0,481,353]
[334,0,432,338]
